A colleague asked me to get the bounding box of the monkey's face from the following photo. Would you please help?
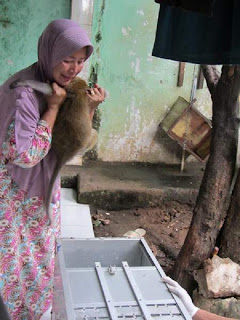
[52,47,87,87]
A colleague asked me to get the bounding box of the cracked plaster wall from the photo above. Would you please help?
[0,0,213,165]
[91,0,212,164]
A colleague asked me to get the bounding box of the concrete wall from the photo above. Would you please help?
[0,0,70,84]
[90,0,212,163]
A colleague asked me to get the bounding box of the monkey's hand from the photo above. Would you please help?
[46,82,67,112]
[87,84,106,120]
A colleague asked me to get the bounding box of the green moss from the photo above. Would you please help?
[89,64,99,87]
[95,31,102,43]
[100,0,105,20]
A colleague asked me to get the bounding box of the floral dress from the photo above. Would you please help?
[0,120,60,320]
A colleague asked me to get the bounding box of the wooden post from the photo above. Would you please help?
[177,62,185,87]
[197,66,204,89]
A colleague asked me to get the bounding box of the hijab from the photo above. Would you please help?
[0,19,93,199]
[37,19,93,82]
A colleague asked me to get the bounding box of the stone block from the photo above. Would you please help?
[193,255,240,298]
[193,290,240,318]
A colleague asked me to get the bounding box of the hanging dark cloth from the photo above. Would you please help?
[152,0,240,65]
[154,0,215,16]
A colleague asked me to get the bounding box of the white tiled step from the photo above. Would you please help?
[40,189,95,319]
[60,188,94,238]
[40,308,51,320]
[60,187,77,205]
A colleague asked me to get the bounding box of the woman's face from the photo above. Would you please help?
[52,47,87,87]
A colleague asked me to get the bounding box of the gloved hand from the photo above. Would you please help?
[163,276,199,318]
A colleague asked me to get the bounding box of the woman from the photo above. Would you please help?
[0,19,105,319]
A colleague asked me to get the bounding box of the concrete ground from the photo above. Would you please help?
[61,160,205,210]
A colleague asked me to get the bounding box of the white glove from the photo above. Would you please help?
[163,276,199,318]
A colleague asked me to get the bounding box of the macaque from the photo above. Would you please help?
[10,78,99,222]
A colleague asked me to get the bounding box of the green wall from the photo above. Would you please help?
[0,0,70,84]
[0,0,212,164]
[91,0,212,163]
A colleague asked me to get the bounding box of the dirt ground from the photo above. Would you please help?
[91,200,193,274]
[62,161,203,273]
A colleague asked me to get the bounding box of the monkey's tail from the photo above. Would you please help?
[45,161,63,226]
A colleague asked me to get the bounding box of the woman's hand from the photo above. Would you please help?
[87,84,106,120]
[41,83,67,129]
[46,82,67,111]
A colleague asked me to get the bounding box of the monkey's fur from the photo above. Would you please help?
[52,78,97,159]
[10,78,97,223]
[46,78,98,222]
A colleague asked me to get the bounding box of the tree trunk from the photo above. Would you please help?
[219,166,240,264]
[171,66,240,293]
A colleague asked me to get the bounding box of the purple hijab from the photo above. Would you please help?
[0,19,93,200]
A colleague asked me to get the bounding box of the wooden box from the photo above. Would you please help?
[161,96,212,162]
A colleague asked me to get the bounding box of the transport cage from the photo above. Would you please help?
[52,238,191,320]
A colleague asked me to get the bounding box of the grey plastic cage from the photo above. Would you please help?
[52,238,191,320]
